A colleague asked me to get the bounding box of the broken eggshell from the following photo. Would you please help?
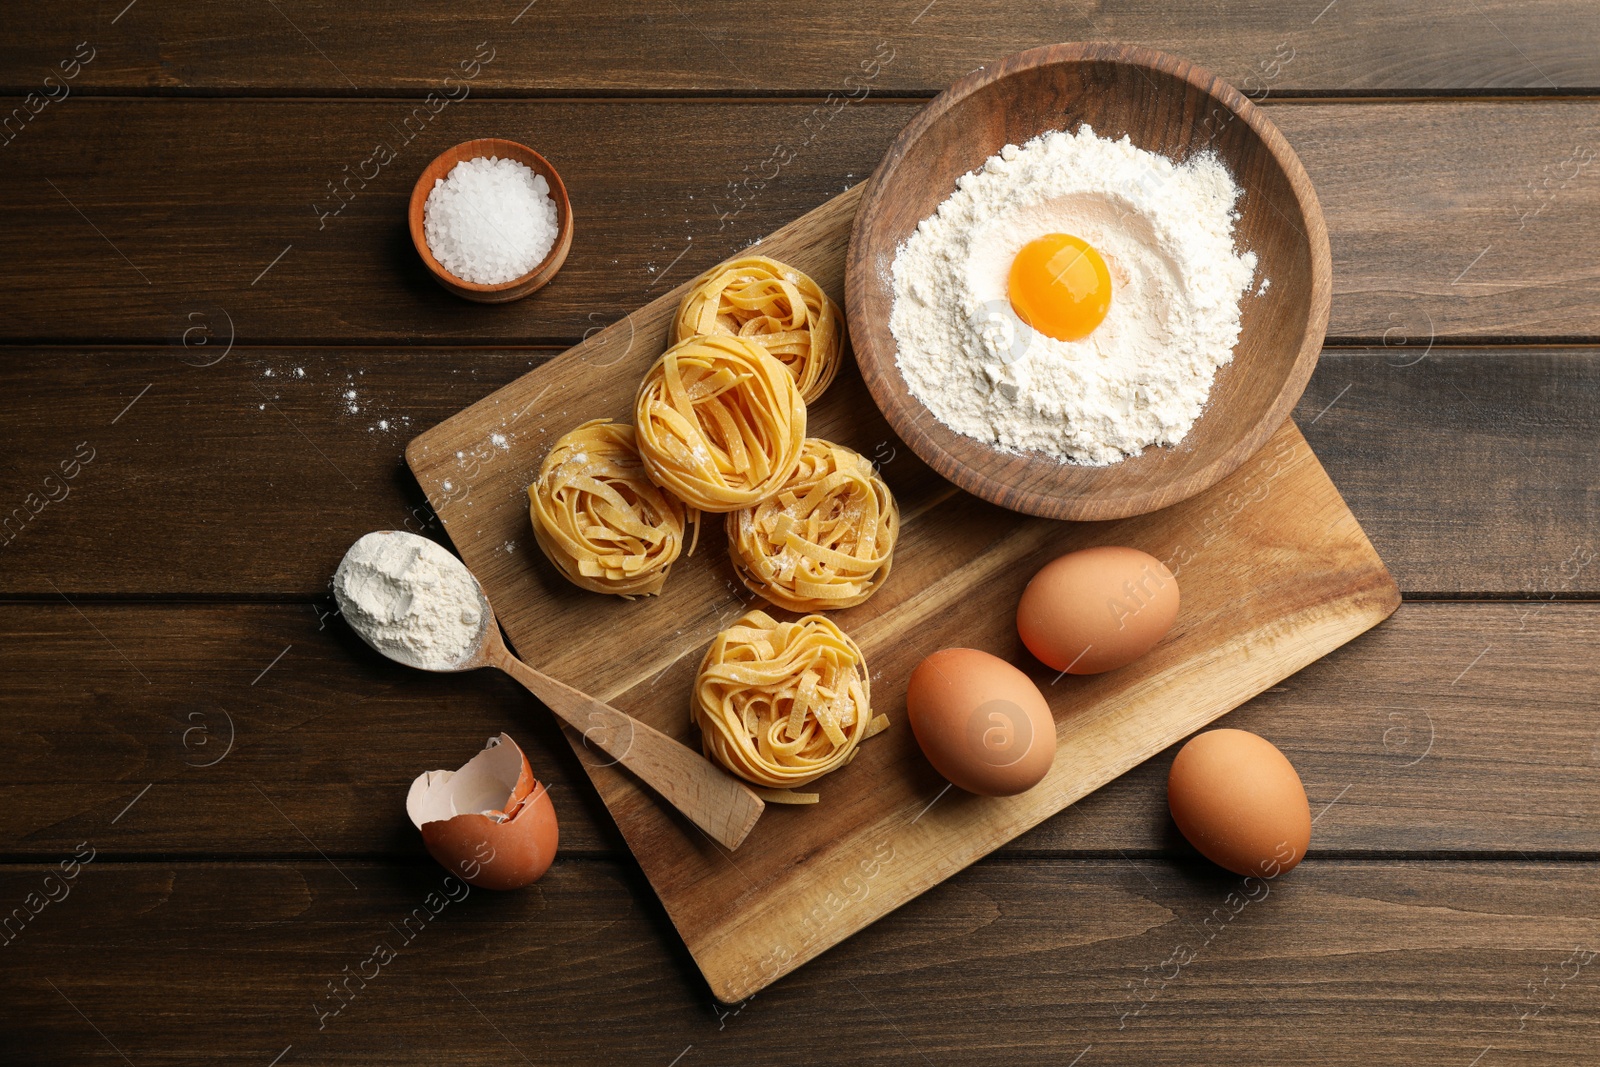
[406,732,558,890]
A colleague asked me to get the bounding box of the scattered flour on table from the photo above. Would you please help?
[890,125,1259,465]
[334,531,484,670]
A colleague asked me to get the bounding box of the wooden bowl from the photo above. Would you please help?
[846,43,1331,521]
[409,138,574,304]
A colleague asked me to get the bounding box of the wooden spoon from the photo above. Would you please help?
[340,532,764,850]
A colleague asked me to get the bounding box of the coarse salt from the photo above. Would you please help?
[424,156,558,286]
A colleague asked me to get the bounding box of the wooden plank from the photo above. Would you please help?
[1018,600,1600,855]
[5,600,1599,858]
[3,858,1597,1064]
[0,349,545,596]
[1,101,1598,344]
[4,601,1597,861]
[1299,349,1600,596]
[0,599,630,858]
[4,1,1598,94]
[1,346,1596,597]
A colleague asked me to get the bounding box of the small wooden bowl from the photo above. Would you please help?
[846,43,1331,521]
[409,138,574,304]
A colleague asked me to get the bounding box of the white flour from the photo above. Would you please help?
[890,126,1259,465]
[334,531,484,670]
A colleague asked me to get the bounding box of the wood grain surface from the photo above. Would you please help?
[4,1,1598,93]
[2,102,1599,344]
[2,3,1597,1063]
[1,347,1595,597]
[2,860,1596,1065]
[4,601,1597,858]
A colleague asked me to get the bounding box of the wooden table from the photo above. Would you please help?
[3,4,1597,1063]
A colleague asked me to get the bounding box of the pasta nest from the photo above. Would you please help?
[693,609,887,800]
[634,334,806,513]
[528,419,697,597]
[673,256,843,404]
[727,438,899,612]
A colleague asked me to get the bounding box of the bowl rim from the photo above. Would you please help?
[844,41,1333,521]
[409,136,573,295]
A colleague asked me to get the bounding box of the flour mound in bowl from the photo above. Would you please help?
[889,126,1259,466]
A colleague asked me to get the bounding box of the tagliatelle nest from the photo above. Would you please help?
[528,419,697,597]
[727,438,899,613]
[692,609,887,802]
[634,334,807,513]
[673,256,844,404]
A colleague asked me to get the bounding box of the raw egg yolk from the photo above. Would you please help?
[1007,233,1112,342]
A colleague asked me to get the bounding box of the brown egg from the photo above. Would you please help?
[407,733,560,890]
[1167,729,1311,878]
[906,648,1056,796]
[1017,546,1179,674]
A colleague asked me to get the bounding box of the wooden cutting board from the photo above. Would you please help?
[406,183,1400,1002]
